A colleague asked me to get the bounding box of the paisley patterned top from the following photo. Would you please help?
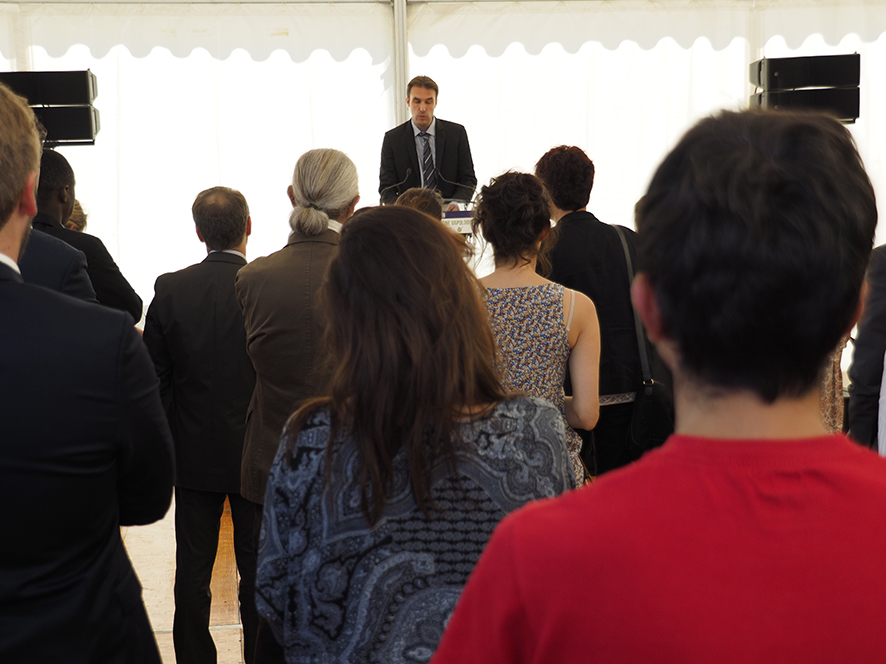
[256,396,571,664]
[484,283,586,485]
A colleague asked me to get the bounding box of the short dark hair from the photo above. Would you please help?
[407,76,439,98]
[191,186,249,251]
[37,149,74,204]
[395,187,444,220]
[535,145,595,211]
[635,109,877,402]
[473,171,556,275]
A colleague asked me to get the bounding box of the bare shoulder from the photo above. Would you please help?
[571,290,598,321]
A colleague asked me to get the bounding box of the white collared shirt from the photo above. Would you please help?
[0,251,20,275]
[413,118,437,186]
[209,249,247,260]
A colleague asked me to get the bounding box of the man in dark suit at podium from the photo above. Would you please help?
[0,81,174,664]
[379,75,477,205]
[143,186,258,664]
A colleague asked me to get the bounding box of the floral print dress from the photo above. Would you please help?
[484,283,586,485]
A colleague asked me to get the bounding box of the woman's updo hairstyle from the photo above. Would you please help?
[289,148,359,236]
[472,171,555,274]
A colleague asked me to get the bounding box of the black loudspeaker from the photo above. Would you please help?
[0,70,97,105]
[748,54,860,124]
[0,70,100,145]
[750,89,860,123]
[749,54,860,91]
[32,106,101,146]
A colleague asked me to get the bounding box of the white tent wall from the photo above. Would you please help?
[1,0,885,319]
[2,3,395,317]
[408,1,751,231]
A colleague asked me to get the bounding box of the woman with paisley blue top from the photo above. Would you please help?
[255,205,573,664]
[475,172,602,486]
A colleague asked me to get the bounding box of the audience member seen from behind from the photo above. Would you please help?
[431,110,886,664]
[847,244,886,449]
[474,172,601,486]
[396,186,445,220]
[235,148,359,661]
[0,81,174,664]
[256,206,573,662]
[143,186,258,664]
[536,145,648,475]
[33,149,143,320]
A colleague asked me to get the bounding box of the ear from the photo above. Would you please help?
[344,195,360,221]
[538,226,550,243]
[19,172,38,217]
[245,216,252,238]
[195,225,205,243]
[631,272,667,344]
[287,185,295,207]
[57,183,71,204]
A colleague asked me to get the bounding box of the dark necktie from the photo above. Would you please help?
[420,131,436,191]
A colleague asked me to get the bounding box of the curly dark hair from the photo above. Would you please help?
[472,171,556,274]
[535,145,595,212]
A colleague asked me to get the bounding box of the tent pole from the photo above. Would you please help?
[393,0,408,125]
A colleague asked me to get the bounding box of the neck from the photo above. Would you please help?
[673,372,827,440]
[481,255,548,288]
[551,205,586,223]
[209,241,246,256]
[37,206,61,225]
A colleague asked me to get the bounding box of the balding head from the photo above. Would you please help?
[192,187,250,251]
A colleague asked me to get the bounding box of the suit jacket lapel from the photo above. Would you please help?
[0,262,23,284]
[403,121,420,181]
[435,119,446,168]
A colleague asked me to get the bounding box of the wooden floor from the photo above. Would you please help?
[121,497,246,664]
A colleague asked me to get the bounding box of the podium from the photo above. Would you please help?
[442,209,472,235]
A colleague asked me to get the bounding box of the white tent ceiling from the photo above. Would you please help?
[2,0,884,321]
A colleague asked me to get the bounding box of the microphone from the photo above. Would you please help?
[436,170,477,207]
[380,168,412,204]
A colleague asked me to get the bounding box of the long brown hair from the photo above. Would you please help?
[285,205,508,526]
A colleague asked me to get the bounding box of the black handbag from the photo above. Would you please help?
[613,226,675,460]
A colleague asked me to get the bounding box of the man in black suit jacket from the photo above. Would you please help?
[34,148,143,321]
[0,81,174,664]
[848,244,886,449]
[379,75,477,205]
[536,146,653,475]
[18,227,97,301]
[143,187,258,664]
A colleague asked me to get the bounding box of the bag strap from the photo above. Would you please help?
[613,225,654,393]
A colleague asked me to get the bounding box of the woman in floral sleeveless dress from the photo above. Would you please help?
[474,172,602,485]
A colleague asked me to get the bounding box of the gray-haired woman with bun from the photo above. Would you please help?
[235,148,359,661]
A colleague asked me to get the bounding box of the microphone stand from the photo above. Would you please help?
[380,168,412,205]
[435,171,477,208]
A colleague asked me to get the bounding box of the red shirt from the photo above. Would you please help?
[432,434,886,664]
